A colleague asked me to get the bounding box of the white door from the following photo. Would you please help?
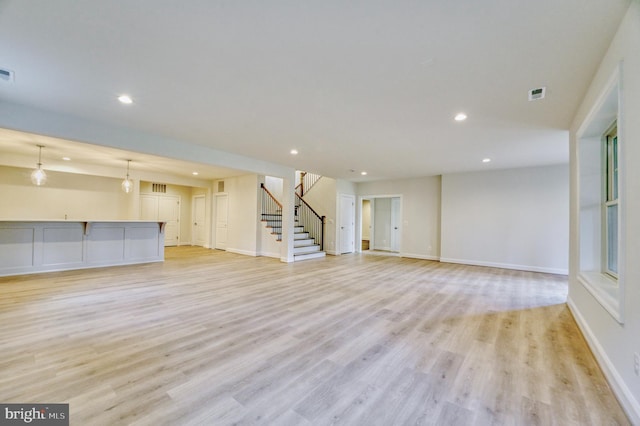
[390,197,401,252]
[192,195,206,247]
[141,194,180,246]
[159,196,180,246]
[140,195,158,220]
[215,194,228,250]
[339,194,355,254]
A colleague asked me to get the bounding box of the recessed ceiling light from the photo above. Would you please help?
[290,149,298,155]
[118,95,133,104]
[482,158,491,163]
[192,172,199,176]
[454,113,467,121]
[361,171,367,176]
[62,157,71,161]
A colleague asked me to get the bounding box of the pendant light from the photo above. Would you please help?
[121,160,133,193]
[30,145,47,186]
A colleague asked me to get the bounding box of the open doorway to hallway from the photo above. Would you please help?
[360,196,401,255]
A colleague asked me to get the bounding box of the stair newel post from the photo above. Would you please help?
[300,172,306,197]
[321,215,326,251]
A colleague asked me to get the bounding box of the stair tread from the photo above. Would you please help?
[294,251,326,261]
[293,245,321,254]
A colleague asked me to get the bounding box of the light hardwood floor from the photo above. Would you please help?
[0,247,629,425]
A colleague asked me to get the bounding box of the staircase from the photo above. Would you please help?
[260,183,326,261]
[261,212,326,261]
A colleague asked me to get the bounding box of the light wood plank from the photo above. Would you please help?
[0,247,630,425]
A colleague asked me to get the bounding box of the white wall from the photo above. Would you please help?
[569,3,640,422]
[441,165,568,274]
[0,166,134,220]
[264,176,283,201]
[357,176,441,260]
[223,174,261,256]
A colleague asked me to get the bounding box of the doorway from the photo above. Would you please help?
[192,195,206,247]
[214,193,228,250]
[339,194,355,254]
[360,196,401,254]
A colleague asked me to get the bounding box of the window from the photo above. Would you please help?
[577,63,623,323]
[604,124,618,277]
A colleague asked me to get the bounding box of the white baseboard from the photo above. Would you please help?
[567,297,640,424]
[400,252,440,261]
[259,251,280,259]
[439,257,568,275]
[226,248,257,257]
[325,250,338,256]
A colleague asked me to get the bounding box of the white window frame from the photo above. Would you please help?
[603,124,618,279]
[576,63,624,324]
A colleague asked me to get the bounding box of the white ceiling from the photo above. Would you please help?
[0,0,631,182]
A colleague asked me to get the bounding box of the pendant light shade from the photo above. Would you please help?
[122,160,133,193]
[31,145,47,186]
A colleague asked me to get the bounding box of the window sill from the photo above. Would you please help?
[578,271,623,324]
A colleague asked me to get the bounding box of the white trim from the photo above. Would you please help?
[363,250,399,257]
[191,194,206,247]
[226,248,257,257]
[567,298,640,425]
[576,62,622,139]
[280,256,294,263]
[576,62,625,323]
[213,193,228,251]
[439,257,568,275]
[577,272,622,324]
[400,253,440,261]
[325,249,338,256]
[259,251,280,259]
[357,194,403,255]
[338,193,356,254]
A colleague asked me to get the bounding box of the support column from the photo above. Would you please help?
[280,172,296,263]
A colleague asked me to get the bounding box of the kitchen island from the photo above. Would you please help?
[0,220,165,277]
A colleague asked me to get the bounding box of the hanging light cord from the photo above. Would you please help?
[37,145,43,169]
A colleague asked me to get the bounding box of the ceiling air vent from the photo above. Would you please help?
[0,68,15,83]
[528,87,546,101]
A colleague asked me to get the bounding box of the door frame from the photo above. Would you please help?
[213,193,228,250]
[390,197,401,252]
[357,194,403,254]
[338,194,356,254]
[191,194,207,247]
